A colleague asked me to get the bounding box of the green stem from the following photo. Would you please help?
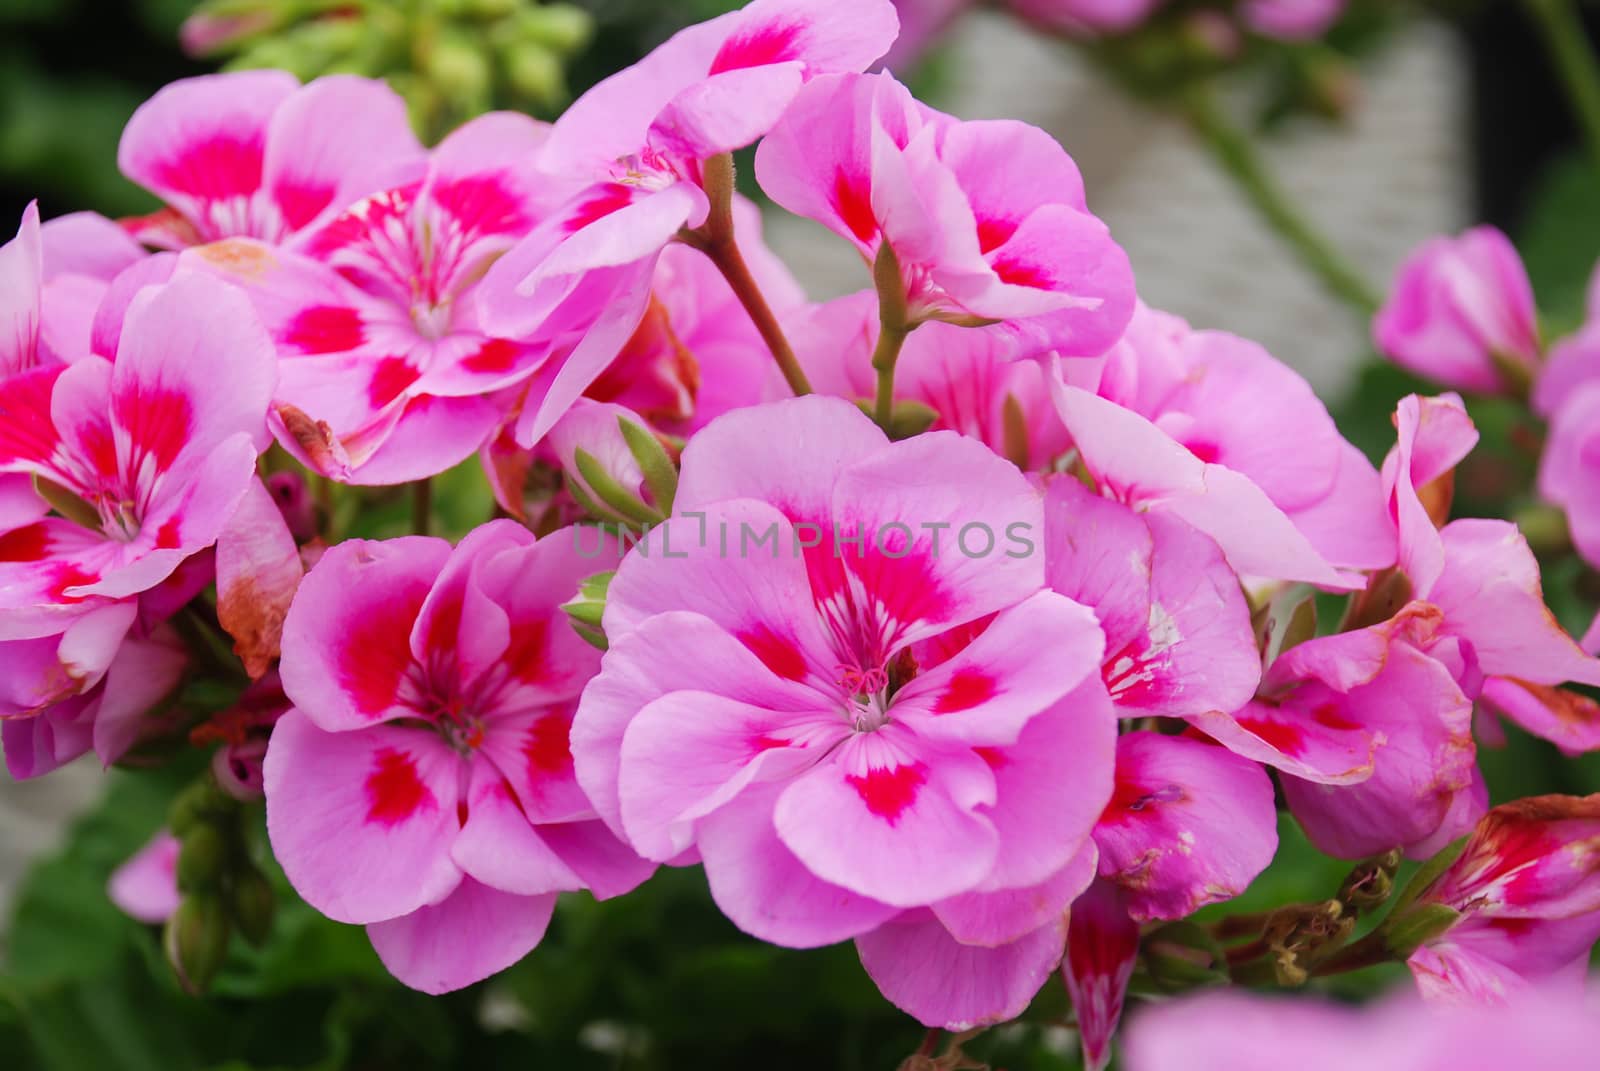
[1309,928,1392,977]
[413,477,432,537]
[871,243,912,432]
[1178,86,1381,318]
[681,155,812,397]
[1524,0,1600,173]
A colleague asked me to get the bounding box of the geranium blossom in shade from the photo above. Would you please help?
[1402,794,1600,1004]
[117,71,424,249]
[477,0,900,445]
[1241,0,1346,40]
[1373,227,1541,396]
[108,831,181,924]
[572,394,1117,1029]
[264,521,653,993]
[184,113,566,484]
[755,71,1134,357]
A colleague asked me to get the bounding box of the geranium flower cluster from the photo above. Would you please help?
[5,0,1600,1064]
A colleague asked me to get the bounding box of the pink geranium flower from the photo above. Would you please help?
[477,0,899,444]
[1406,794,1600,1004]
[0,272,275,636]
[756,71,1134,357]
[573,394,1117,1029]
[184,113,565,484]
[117,71,424,249]
[1373,227,1541,395]
[264,521,652,993]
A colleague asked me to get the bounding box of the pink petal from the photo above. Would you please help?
[1051,381,1352,588]
[263,709,463,925]
[697,781,901,947]
[0,202,43,377]
[933,842,1097,946]
[1382,392,1478,593]
[38,210,145,281]
[0,602,134,717]
[366,878,555,995]
[89,623,189,766]
[1094,732,1278,921]
[1431,519,1600,688]
[961,679,1116,892]
[1063,881,1140,1071]
[893,590,1105,747]
[118,71,298,239]
[573,610,826,837]
[216,477,303,679]
[263,75,425,235]
[773,725,998,906]
[619,690,836,861]
[279,537,451,731]
[1480,676,1600,756]
[107,831,180,924]
[857,908,1069,1030]
[829,427,1047,648]
[1539,383,1600,570]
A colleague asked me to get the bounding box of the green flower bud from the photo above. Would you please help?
[177,823,229,894]
[1384,903,1463,960]
[229,866,276,947]
[165,894,231,995]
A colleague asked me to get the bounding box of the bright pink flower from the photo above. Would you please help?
[478,0,898,444]
[184,113,563,484]
[1097,303,1396,575]
[1373,227,1541,395]
[1123,985,1600,1071]
[108,831,181,924]
[756,71,1133,357]
[265,521,652,993]
[1406,794,1600,1004]
[0,272,275,637]
[1241,0,1346,39]
[788,292,1071,464]
[118,71,424,249]
[1044,477,1261,720]
[573,394,1117,1027]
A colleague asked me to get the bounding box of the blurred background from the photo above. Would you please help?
[3,1,1599,1067]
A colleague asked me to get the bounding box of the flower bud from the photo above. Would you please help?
[563,570,614,651]
[1383,902,1463,959]
[502,43,566,109]
[1143,921,1230,992]
[229,866,276,947]
[1339,849,1403,912]
[1374,227,1541,397]
[176,823,229,894]
[165,894,231,995]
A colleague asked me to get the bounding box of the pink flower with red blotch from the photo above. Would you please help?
[264,521,653,994]
[787,292,1072,466]
[1373,226,1541,396]
[477,0,899,445]
[1090,302,1397,579]
[1122,983,1600,1071]
[117,71,423,249]
[0,271,275,638]
[1063,732,1277,1070]
[573,394,1117,1029]
[1405,794,1600,1004]
[185,113,565,485]
[756,71,1134,358]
